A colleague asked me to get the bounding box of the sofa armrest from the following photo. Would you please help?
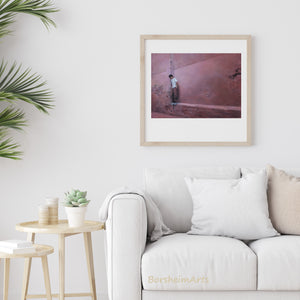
[105,194,147,300]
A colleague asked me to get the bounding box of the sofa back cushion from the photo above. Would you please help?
[242,167,300,235]
[144,167,241,233]
[185,170,278,239]
[242,168,300,178]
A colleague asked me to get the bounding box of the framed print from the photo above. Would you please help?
[140,35,251,146]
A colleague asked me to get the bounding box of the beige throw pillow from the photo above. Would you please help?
[267,165,300,234]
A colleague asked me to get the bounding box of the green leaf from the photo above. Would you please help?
[78,198,87,204]
[0,61,54,113]
[0,9,14,38]
[0,129,22,159]
[0,0,58,34]
[0,106,26,129]
[0,0,58,160]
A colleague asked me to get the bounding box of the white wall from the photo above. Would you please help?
[0,0,300,298]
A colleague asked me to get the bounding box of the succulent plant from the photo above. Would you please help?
[63,189,90,207]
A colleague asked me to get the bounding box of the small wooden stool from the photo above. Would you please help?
[0,244,53,300]
[16,220,104,300]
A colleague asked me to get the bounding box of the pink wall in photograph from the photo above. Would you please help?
[151,53,241,118]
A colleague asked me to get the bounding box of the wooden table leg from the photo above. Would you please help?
[41,256,52,300]
[59,234,65,300]
[22,232,35,300]
[3,258,10,300]
[84,232,97,300]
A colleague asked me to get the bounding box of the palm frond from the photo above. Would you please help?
[0,61,53,112]
[0,0,57,160]
[0,129,22,159]
[0,8,14,38]
[0,106,26,129]
[0,0,58,31]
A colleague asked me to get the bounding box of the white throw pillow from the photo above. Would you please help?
[185,171,279,240]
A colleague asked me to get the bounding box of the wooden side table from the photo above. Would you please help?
[16,220,104,300]
[0,244,54,300]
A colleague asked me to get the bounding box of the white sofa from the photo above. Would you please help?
[105,167,300,300]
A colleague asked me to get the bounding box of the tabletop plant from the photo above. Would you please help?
[0,0,58,159]
[64,189,91,207]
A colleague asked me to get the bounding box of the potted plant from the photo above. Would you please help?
[63,189,90,227]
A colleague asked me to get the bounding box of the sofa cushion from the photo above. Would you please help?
[266,165,300,234]
[144,167,241,232]
[242,166,300,235]
[249,235,300,290]
[141,233,257,291]
[242,167,300,178]
[185,171,278,240]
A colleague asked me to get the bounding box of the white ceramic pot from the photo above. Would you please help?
[65,206,87,227]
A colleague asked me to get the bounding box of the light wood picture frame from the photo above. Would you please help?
[140,35,251,146]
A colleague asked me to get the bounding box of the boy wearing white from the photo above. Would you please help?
[169,74,178,104]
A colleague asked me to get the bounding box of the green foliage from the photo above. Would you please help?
[0,106,25,129]
[0,0,58,159]
[0,61,54,112]
[0,129,22,159]
[0,0,58,37]
[64,189,91,208]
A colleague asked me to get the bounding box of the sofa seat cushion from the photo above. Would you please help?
[141,233,257,291]
[249,235,300,290]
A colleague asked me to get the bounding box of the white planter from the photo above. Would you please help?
[65,206,87,227]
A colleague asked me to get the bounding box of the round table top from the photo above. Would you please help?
[16,220,104,234]
[0,244,54,258]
